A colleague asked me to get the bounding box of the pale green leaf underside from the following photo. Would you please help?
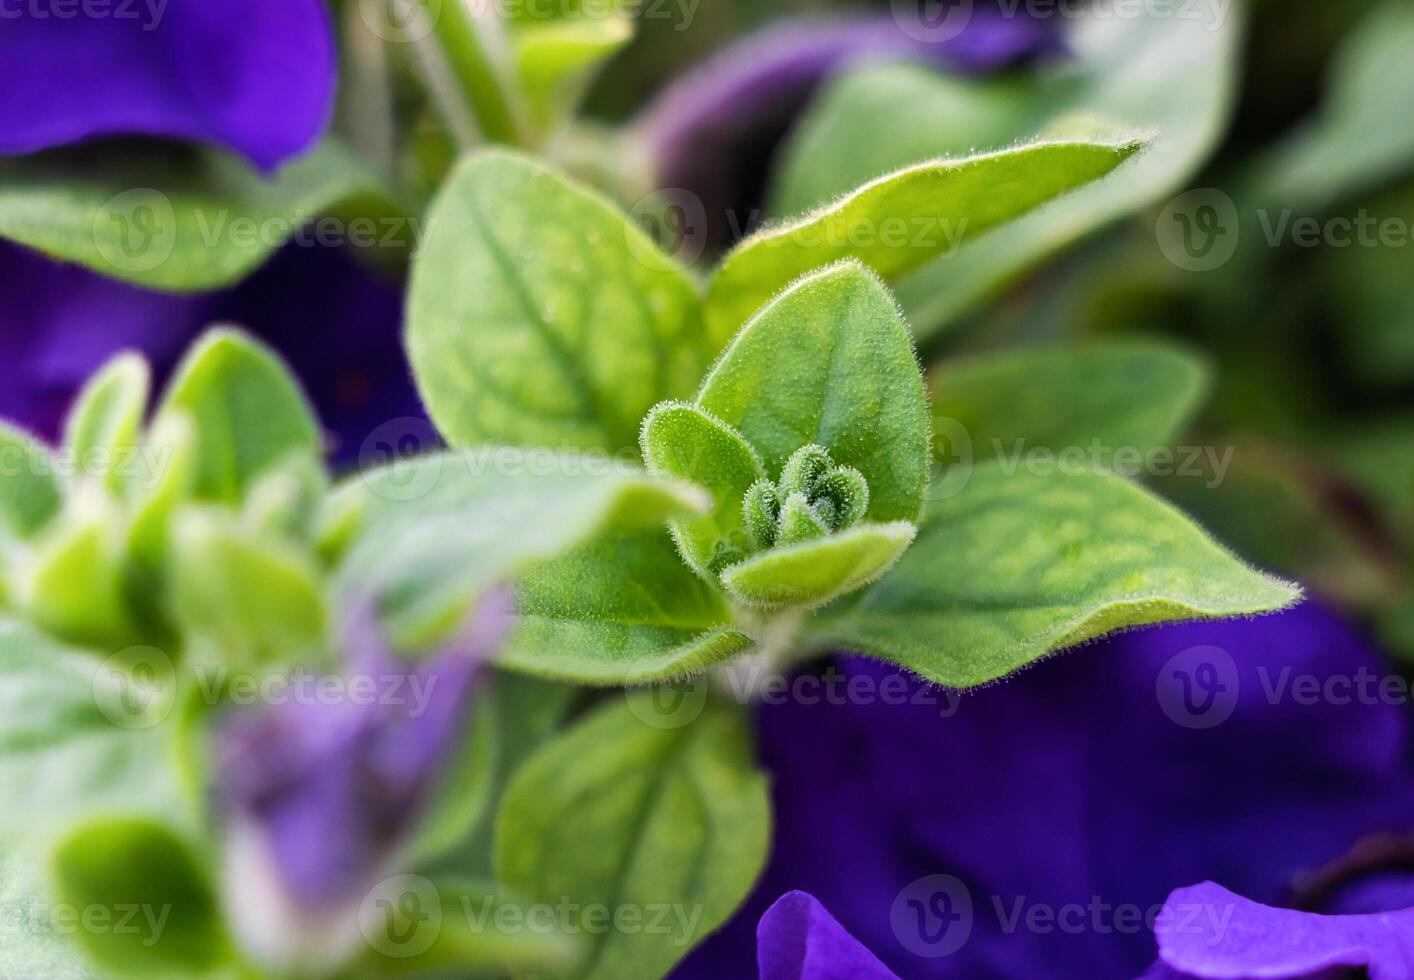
[407,150,706,456]
[494,698,770,980]
[0,851,94,979]
[0,422,61,539]
[63,353,149,495]
[704,138,1142,342]
[723,521,916,609]
[697,261,931,524]
[503,528,750,685]
[813,462,1299,687]
[334,451,708,651]
[930,341,1210,464]
[0,139,399,292]
[0,618,182,844]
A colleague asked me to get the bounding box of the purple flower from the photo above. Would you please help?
[0,239,421,464]
[757,891,898,980]
[634,9,1060,251]
[217,591,510,964]
[676,602,1414,978]
[0,0,335,169]
[1146,881,1414,979]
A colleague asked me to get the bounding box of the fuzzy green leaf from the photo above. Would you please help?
[723,521,916,609]
[0,422,61,541]
[704,139,1141,341]
[494,697,770,980]
[0,140,400,292]
[812,462,1299,687]
[0,618,181,843]
[155,328,321,506]
[640,402,765,577]
[503,528,751,684]
[51,818,228,977]
[335,450,710,651]
[168,509,328,664]
[408,150,707,456]
[929,341,1210,467]
[63,353,149,495]
[698,261,930,525]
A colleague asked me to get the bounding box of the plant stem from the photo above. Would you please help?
[432,0,525,146]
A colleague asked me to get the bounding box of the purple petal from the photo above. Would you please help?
[1153,881,1414,979]
[0,0,335,169]
[758,891,900,980]
[635,11,1059,250]
[219,590,511,910]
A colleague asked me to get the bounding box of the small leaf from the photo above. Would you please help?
[510,3,635,135]
[127,413,198,578]
[168,509,328,664]
[704,139,1142,341]
[155,328,321,506]
[62,352,149,495]
[50,818,228,977]
[812,462,1300,687]
[698,261,931,525]
[503,528,751,684]
[334,450,710,651]
[14,492,143,651]
[929,341,1210,466]
[640,402,765,577]
[407,150,707,456]
[494,697,770,980]
[0,139,401,292]
[0,422,61,540]
[723,521,916,609]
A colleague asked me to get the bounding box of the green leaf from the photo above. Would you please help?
[0,139,400,292]
[63,353,150,496]
[640,402,765,577]
[494,697,770,980]
[698,261,931,525]
[0,422,62,541]
[812,461,1299,687]
[50,818,228,977]
[168,509,328,664]
[402,708,498,871]
[722,521,916,609]
[0,618,182,843]
[126,413,198,579]
[13,492,144,651]
[155,328,321,506]
[773,0,1240,339]
[407,150,707,456]
[503,528,751,684]
[334,449,710,650]
[929,341,1210,466]
[509,2,635,134]
[1253,1,1414,210]
[704,139,1142,341]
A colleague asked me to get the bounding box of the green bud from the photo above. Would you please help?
[778,444,832,498]
[816,466,869,531]
[776,493,830,546]
[743,479,781,550]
